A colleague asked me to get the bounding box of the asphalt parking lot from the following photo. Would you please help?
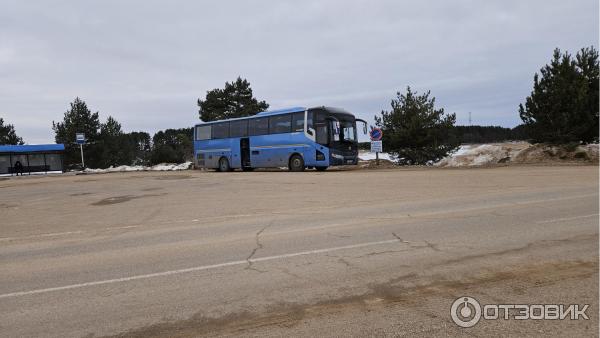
[0,165,598,337]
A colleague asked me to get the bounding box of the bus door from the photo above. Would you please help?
[240,138,251,168]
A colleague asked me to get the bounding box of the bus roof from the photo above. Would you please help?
[193,106,353,127]
[194,107,305,126]
[255,106,306,116]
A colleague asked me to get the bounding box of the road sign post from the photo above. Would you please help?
[79,144,84,168]
[76,133,86,168]
[370,141,383,165]
[369,128,383,165]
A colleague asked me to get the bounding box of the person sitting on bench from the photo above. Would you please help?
[14,161,23,176]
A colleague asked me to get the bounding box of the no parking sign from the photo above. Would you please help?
[369,128,383,153]
[369,128,383,141]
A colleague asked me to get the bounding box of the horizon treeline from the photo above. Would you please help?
[1,46,597,167]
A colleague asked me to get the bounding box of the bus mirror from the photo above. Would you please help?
[356,119,368,134]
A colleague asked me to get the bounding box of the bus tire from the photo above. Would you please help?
[218,157,231,172]
[288,154,305,172]
[315,166,328,171]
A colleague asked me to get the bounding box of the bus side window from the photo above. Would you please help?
[230,120,248,137]
[313,110,328,144]
[292,112,304,132]
[307,111,313,130]
[269,114,292,134]
[196,125,211,140]
[212,122,230,139]
[249,117,269,136]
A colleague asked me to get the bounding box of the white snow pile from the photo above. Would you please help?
[435,142,599,167]
[358,142,599,167]
[84,162,192,173]
[435,143,529,167]
[358,151,395,161]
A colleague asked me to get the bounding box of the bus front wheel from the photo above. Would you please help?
[218,157,231,172]
[289,154,305,172]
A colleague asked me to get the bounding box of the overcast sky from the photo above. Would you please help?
[1,0,598,144]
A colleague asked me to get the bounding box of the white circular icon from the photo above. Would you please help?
[451,296,482,327]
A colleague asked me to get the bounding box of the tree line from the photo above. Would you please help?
[50,98,193,169]
[1,46,598,167]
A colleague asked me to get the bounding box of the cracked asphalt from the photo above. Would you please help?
[0,166,598,337]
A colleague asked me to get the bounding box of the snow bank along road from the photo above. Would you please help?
[0,166,598,337]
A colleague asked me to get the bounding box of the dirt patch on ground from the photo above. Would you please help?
[513,143,599,164]
[70,192,93,196]
[107,259,597,338]
[153,175,193,180]
[91,193,167,206]
[141,187,164,191]
[0,203,19,209]
[73,178,100,183]
[358,159,398,169]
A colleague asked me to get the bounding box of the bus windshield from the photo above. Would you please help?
[341,121,356,142]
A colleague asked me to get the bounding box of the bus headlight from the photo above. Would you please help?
[316,150,325,161]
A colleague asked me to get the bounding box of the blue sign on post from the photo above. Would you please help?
[75,133,86,168]
[75,133,85,144]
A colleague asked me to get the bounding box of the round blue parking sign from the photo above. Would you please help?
[369,128,383,141]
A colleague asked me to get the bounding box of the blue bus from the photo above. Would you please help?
[193,106,367,171]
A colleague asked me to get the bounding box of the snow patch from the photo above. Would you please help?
[358,151,394,161]
[435,142,599,167]
[84,162,192,173]
[435,143,528,167]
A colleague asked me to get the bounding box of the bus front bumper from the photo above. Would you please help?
[329,152,358,165]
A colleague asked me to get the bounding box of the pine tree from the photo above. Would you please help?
[197,77,269,121]
[150,128,193,164]
[0,118,24,145]
[519,47,599,143]
[375,87,459,164]
[99,116,125,168]
[125,131,152,165]
[52,98,101,168]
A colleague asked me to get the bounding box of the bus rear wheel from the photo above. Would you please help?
[218,157,231,172]
[289,154,305,172]
[315,166,328,171]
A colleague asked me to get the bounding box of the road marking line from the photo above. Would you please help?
[535,214,598,224]
[0,239,400,299]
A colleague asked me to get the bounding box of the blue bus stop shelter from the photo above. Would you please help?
[0,144,65,175]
